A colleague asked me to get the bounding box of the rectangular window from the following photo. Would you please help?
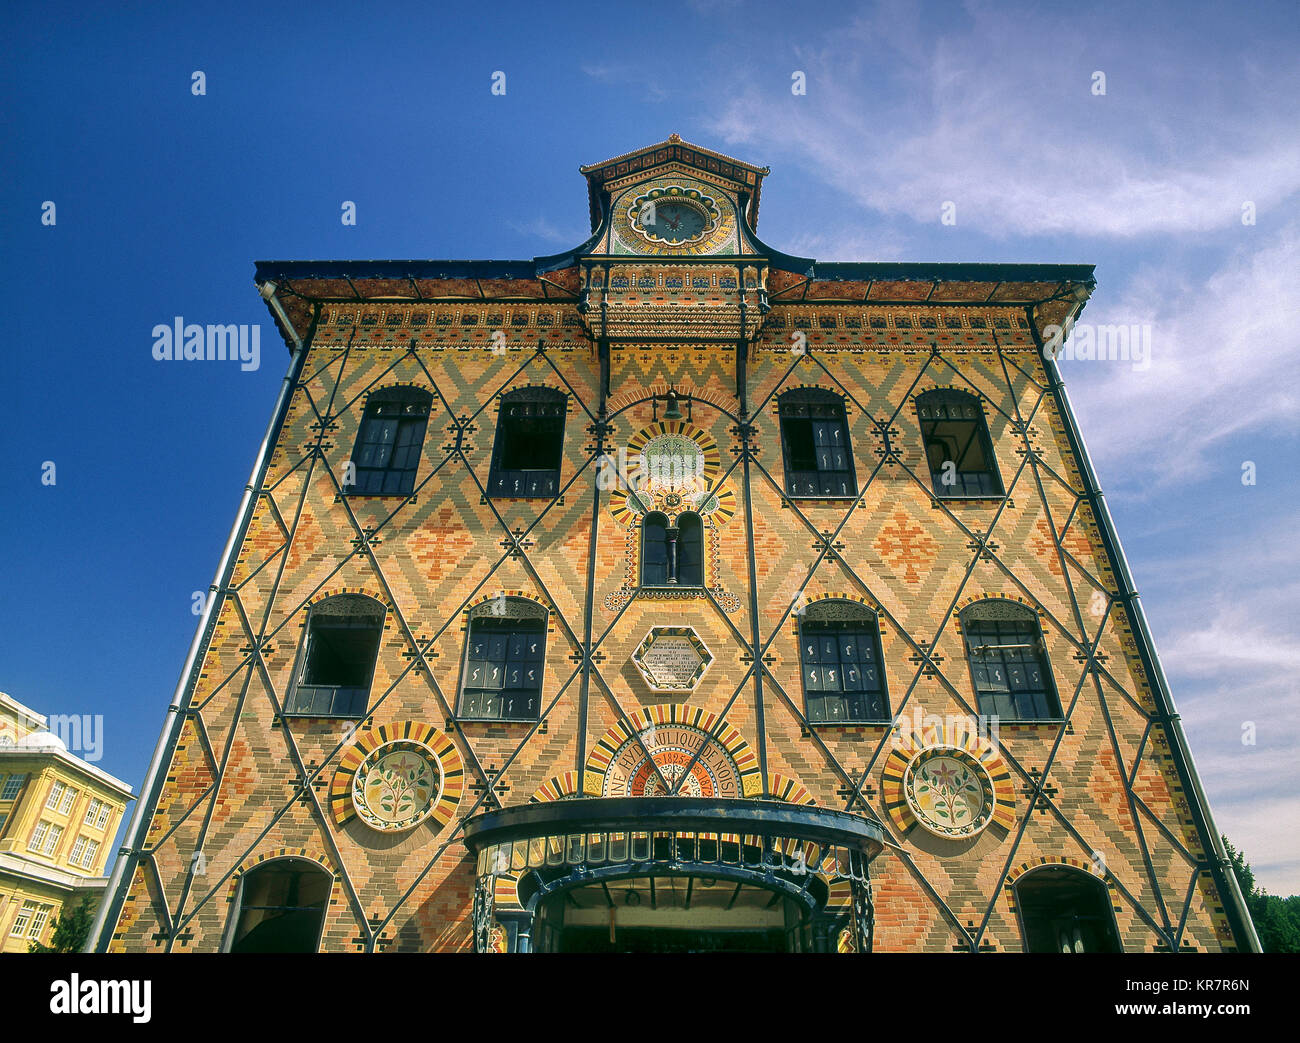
[0,775,25,800]
[96,804,111,830]
[779,397,856,498]
[966,617,1059,720]
[84,799,102,827]
[488,394,566,498]
[83,839,100,868]
[43,824,63,855]
[59,787,77,815]
[45,782,65,810]
[10,901,36,937]
[28,820,49,852]
[27,904,51,940]
[285,597,384,718]
[348,392,432,496]
[919,393,1003,497]
[801,621,888,723]
[459,617,545,721]
[70,836,86,865]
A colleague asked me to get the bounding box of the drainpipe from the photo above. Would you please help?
[1031,299,1261,953]
[87,287,312,951]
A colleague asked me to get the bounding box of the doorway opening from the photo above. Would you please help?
[533,873,812,953]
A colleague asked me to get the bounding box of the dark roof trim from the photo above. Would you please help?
[808,262,1096,283]
[254,259,540,282]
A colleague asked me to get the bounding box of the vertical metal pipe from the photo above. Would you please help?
[1033,305,1260,953]
[87,296,312,951]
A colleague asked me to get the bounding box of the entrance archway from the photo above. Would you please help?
[1015,865,1122,952]
[534,869,812,953]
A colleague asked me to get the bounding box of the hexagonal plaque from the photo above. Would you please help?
[631,627,713,693]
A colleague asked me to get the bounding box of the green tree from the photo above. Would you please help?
[28,896,95,953]
[1223,835,1300,953]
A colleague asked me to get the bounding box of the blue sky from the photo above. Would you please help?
[2,0,1296,891]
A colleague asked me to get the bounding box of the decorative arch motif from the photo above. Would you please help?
[608,420,735,528]
[329,721,464,830]
[881,718,1015,839]
[766,772,816,806]
[1006,857,1121,930]
[232,848,335,880]
[583,704,762,798]
[303,587,391,612]
[529,771,583,803]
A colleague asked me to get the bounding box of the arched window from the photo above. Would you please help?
[641,513,670,587]
[285,594,385,718]
[488,387,566,498]
[961,601,1060,721]
[459,597,547,721]
[798,600,889,723]
[640,512,703,588]
[347,386,432,496]
[778,388,856,498]
[916,389,1003,497]
[1015,866,1121,953]
[228,859,331,953]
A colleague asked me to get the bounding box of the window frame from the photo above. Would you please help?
[0,774,23,801]
[224,857,333,954]
[344,386,433,498]
[639,511,705,590]
[45,781,64,811]
[916,388,1005,499]
[486,387,567,500]
[961,601,1062,722]
[456,597,548,723]
[284,595,386,720]
[796,600,891,725]
[84,799,102,827]
[777,388,858,500]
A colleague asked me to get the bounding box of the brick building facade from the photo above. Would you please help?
[93,138,1256,953]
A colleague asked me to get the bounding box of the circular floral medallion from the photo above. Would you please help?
[351,739,443,832]
[902,745,996,839]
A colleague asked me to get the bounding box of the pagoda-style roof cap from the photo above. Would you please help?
[578,134,770,232]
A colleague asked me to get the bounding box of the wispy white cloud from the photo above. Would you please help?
[704,2,1300,240]
[1064,223,1300,485]
[506,215,584,247]
[1141,522,1300,892]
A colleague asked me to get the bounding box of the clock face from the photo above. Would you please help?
[623,186,721,248]
[640,200,706,243]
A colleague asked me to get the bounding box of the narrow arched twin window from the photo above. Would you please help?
[640,512,703,587]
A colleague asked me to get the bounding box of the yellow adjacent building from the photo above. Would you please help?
[0,692,133,951]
